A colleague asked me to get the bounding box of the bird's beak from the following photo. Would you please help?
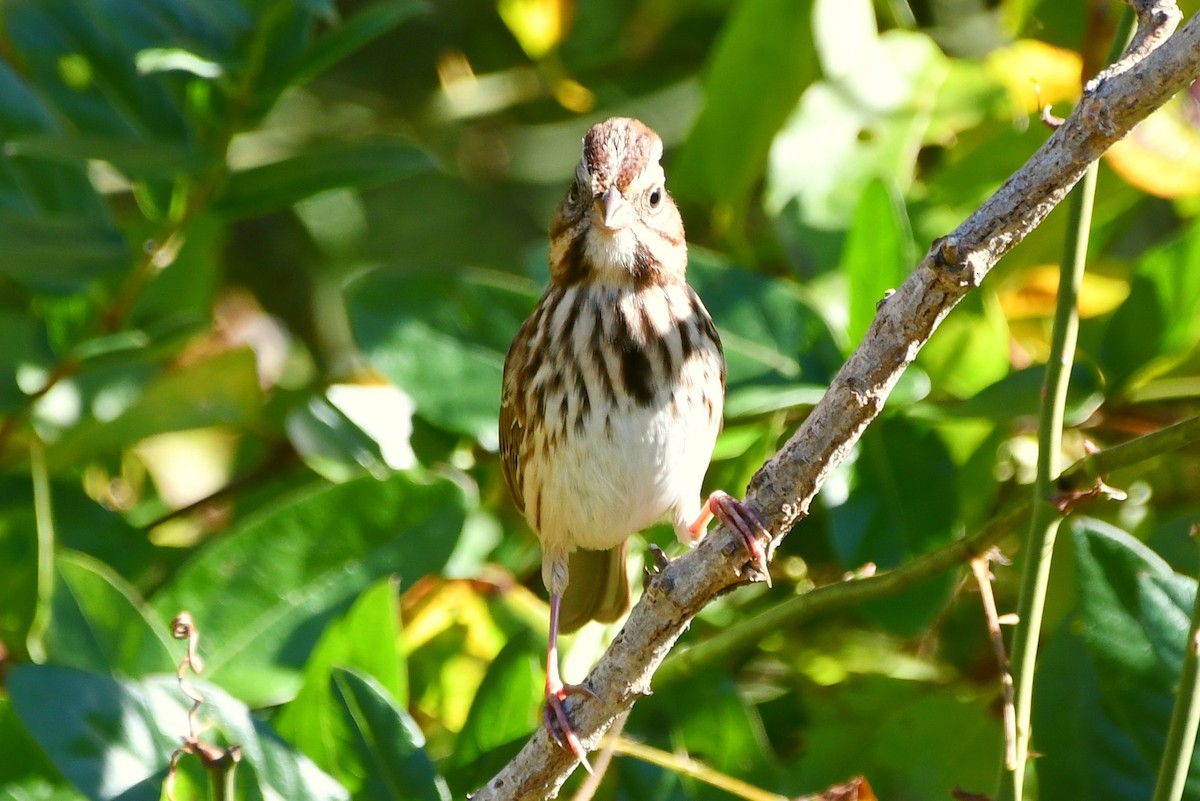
[596,185,632,231]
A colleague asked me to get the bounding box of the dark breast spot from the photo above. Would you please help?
[614,311,656,407]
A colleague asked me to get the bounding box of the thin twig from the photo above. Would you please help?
[604,736,787,801]
[970,552,1017,770]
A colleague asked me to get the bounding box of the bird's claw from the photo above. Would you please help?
[642,544,672,590]
[543,682,596,774]
[708,491,772,587]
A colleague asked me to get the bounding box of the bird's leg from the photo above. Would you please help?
[688,490,772,587]
[544,592,597,773]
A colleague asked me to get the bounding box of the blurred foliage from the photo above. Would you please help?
[1,0,1199,799]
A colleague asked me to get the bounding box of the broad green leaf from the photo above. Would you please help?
[149,472,467,705]
[5,135,208,179]
[844,178,914,346]
[215,139,433,219]
[0,213,128,292]
[672,0,818,209]
[1102,219,1200,394]
[688,249,844,409]
[352,267,534,446]
[910,362,1102,424]
[271,0,429,91]
[286,383,417,483]
[0,779,87,801]
[5,0,191,143]
[788,675,1000,800]
[635,667,778,789]
[330,668,450,801]
[0,696,61,791]
[9,665,347,801]
[41,348,262,469]
[825,416,959,634]
[1034,520,1200,801]
[44,552,176,677]
[275,578,408,776]
[447,631,540,793]
[915,291,1010,399]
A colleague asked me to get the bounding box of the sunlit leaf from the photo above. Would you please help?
[9,666,347,801]
[672,0,818,210]
[275,578,408,778]
[149,472,467,705]
[448,632,540,793]
[44,552,176,677]
[1106,85,1200,198]
[330,668,450,801]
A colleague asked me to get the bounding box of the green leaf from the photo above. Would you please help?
[286,383,417,483]
[766,1,967,234]
[688,249,844,410]
[671,0,818,209]
[352,267,534,446]
[1034,519,1200,801]
[915,291,1011,399]
[149,472,467,705]
[910,362,1102,424]
[275,578,408,776]
[216,139,433,219]
[44,551,176,677]
[793,675,1000,799]
[0,696,61,791]
[41,348,262,469]
[8,665,348,801]
[0,212,128,292]
[826,416,959,634]
[1102,218,1200,394]
[330,668,450,801]
[844,177,914,346]
[5,135,209,179]
[0,499,39,658]
[635,667,778,789]
[272,0,428,90]
[448,631,540,793]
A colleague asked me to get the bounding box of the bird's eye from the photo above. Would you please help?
[648,186,663,209]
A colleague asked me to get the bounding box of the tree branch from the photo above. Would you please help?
[473,4,1200,798]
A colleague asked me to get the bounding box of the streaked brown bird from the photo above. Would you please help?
[499,117,769,767]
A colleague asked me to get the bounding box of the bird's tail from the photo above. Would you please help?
[558,542,631,633]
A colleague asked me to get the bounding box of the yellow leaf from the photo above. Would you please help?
[1106,84,1200,198]
[998,265,1130,319]
[986,39,1081,114]
[498,0,572,59]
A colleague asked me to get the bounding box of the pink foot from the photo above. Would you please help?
[543,679,598,774]
[690,491,772,586]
